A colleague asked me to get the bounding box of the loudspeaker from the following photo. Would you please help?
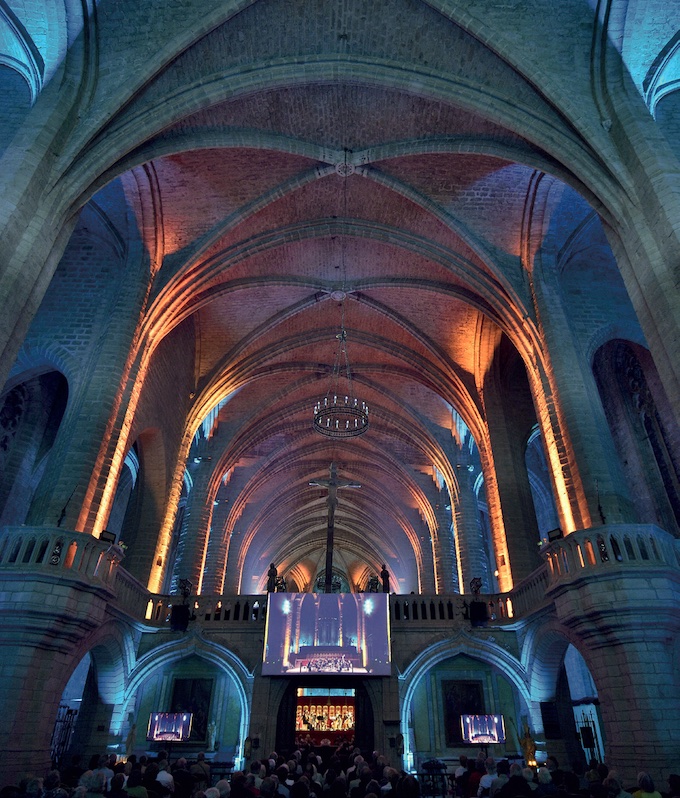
[170,603,191,632]
[469,600,488,627]
[580,726,595,748]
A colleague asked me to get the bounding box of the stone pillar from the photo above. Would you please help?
[170,459,214,592]
[531,252,636,529]
[453,458,493,592]
[546,525,680,781]
[482,375,543,584]
[0,527,124,784]
[201,489,232,595]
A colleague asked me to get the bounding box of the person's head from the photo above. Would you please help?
[637,774,655,794]
[111,774,125,793]
[260,778,277,798]
[157,751,168,763]
[485,758,496,775]
[497,760,510,777]
[176,759,188,771]
[25,780,43,798]
[158,761,169,773]
[215,780,231,798]
[277,766,291,784]
[537,768,552,786]
[668,775,680,797]
[509,764,522,778]
[145,763,159,781]
[44,772,61,791]
[366,780,381,796]
[205,788,220,798]
[522,768,535,785]
[197,752,206,762]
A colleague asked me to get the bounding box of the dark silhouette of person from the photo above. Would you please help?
[381,564,390,593]
[267,563,277,592]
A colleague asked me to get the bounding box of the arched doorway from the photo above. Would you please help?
[276,678,375,757]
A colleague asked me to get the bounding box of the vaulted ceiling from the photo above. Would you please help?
[5,0,679,596]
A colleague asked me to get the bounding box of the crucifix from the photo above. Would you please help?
[309,462,361,592]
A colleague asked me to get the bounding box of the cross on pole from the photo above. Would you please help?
[309,462,361,592]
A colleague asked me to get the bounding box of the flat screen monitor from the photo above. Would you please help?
[263,592,391,676]
[460,714,506,744]
[146,712,193,742]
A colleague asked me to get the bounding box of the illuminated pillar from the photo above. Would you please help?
[313,595,320,646]
[482,367,543,584]
[453,461,492,592]
[293,595,304,653]
[169,459,214,592]
[531,252,636,530]
[358,598,367,667]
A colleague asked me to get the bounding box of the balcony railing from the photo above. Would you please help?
[542,523,680,586]
[0,525,123,589]
[4,523,677,631]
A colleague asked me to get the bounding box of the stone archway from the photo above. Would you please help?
[123,635,252,765]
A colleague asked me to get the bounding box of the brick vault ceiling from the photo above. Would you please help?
[68,0,631,592]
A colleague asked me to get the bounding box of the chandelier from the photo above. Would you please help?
[313,314,369,438]
[313,152,369,438]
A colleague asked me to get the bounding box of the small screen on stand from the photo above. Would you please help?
[460,714,506,744]
[146,712,193,742]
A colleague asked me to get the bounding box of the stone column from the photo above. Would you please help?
[531,252,636,530]
[169,459,214,592]
[452,457,493,592]
[0,528,124,784]
[546,526,680,781]
[482,376,543,584]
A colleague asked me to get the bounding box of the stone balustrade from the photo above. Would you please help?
[0,525,124,589]
[6,524,677,631]
[142,593,268,626]
[542,523,680,586]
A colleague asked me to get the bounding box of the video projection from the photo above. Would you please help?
[460,714,506,744]
[263,593,391,676]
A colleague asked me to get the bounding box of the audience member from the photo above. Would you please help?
[535,768,557,798]
[632,774,662,798]
[191,756,211,793]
